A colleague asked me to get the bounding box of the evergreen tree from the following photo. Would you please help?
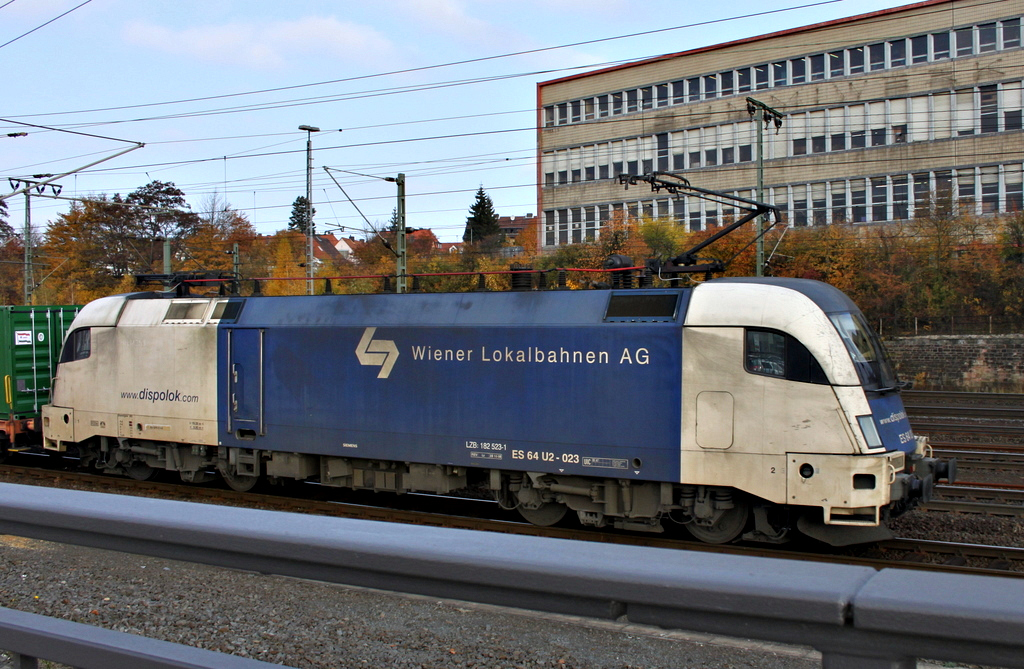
[289,196,315,235]
[463,187,501,244]
[0,198,11,239]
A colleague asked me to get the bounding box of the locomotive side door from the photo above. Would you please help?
[226,328,264,438]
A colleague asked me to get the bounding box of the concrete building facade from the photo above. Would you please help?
[537,0,1023,249]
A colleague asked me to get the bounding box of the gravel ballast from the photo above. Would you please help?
[0,534,823,669]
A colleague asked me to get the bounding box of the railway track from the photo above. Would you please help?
[1,462,1021,579]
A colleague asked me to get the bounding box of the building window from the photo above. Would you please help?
[957,169,976,206]
[656,133,669,172]
[737,68,751,92]
[720,71,734,96]
[979,22,997,53]
[755,64,769,90]
[911,35,929,63]
[671,80,685,104]
[869,43,886,70]
[980,85,998,133]
[893,176,909,220]
[848,46,865,74]
[688,77,701,102]
[892,124,907,143]
[612,92,623,115]
[811,135,826,153]
[1004,19,1021,49]
[544,106,555,128]
[851,183,867,223]
[829,50,845,77]
[598,95,609,117]
[810,54,825,81]
[626,89,638,113]
[913,173,931,216]
[831,182,848,223]
[790,57,806,84]
[793,138,807,155]
[871,177,888,221]
[831,133,846,151]
[703,74,717,99]
[1006,165,1023,211]
[656,84,669,107]
[704,148,718,166]
[722,147,735,164]
[889,39,906,67]
[933,31,950,59]
[688,151,701,169]
[739,145,752,162]
[812,183,827,225]
[871,128,887,146]
[793,196,808,226]
[981,167,999,213]
[773,61,787,87]
[955,27,974,57]
[641,87,653,110]
[850,130,866,149]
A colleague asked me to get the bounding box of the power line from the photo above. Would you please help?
[0,0,92,50]
[7,0,848,120]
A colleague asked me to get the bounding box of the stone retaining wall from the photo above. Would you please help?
[885,334,1024,392]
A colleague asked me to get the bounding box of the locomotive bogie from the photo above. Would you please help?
[41,279,953,545]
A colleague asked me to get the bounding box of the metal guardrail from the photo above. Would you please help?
[1,482,1023,669]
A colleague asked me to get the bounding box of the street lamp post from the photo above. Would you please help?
[299,125,320,295]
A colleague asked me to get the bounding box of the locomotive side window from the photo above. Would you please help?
[745,329,828,385]
[59,328,91,364]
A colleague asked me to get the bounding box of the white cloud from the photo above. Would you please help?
[122,16,397,70]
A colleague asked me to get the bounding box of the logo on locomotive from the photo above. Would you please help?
[355,327,400,379]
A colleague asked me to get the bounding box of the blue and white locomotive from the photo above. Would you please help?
[41,277,953,545]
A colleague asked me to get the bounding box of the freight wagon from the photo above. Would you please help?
[0,305,80,459]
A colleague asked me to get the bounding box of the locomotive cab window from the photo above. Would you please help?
[745,329,828,385]
[59,328,91,364]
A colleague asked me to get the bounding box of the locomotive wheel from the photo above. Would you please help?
[125,462,157,481]
[686,497,750,544]
[518,502,567,527]
[221,470,260,492]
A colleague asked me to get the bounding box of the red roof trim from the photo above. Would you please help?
[538,0,954,90]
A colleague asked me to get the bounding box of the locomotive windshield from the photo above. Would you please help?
[829,312,898,391]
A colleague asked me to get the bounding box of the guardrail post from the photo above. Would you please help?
[12,653,39,669]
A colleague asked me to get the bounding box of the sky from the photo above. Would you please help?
[1,0,916,244]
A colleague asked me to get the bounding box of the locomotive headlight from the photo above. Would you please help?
[857,415,883,449]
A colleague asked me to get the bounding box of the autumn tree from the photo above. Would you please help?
[178,193,263,289]
[265,232,307,296]
[0,199,22,304]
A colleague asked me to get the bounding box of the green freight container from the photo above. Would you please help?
[0,305,80,452]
